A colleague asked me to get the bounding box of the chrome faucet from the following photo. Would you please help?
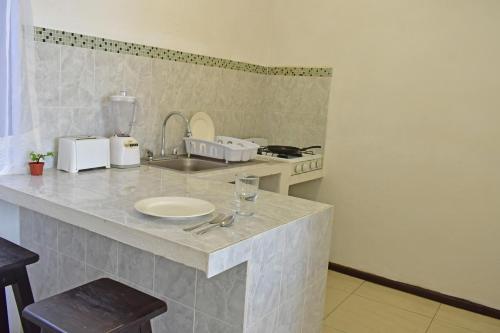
[161,112,192,157]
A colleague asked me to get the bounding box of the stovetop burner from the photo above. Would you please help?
[258,146,316,159]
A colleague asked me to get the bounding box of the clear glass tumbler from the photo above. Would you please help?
[234,173,259,216]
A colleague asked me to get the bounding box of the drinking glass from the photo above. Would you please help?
[234,174,259,216]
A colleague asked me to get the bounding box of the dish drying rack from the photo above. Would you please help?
[184,136,259,162]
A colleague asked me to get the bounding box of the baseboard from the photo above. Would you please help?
[329,262,500,320]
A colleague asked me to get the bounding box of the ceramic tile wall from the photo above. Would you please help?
[34,27,332,77]
[33,41,331,162]
[19,205,333,333]
[19,208,246,332]
[244,208,333,333]
[262,75,332,148]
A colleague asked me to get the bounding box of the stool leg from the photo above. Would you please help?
[0,287,9,333]
[139,321,152,333]
[11,267,40,333]
[127,322,152,333]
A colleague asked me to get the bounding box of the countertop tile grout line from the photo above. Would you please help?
[152,255,156,295]
[58,44,62,107]
[195,308,241,330]
[192,269,198,333]
[83,228,87,280]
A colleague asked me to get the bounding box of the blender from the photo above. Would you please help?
[109,90,140,168]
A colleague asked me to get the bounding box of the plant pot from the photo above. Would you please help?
[29,162,45,176]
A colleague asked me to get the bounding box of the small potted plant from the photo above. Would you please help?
[29,151,54,176]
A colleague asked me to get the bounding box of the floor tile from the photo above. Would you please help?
[324,294,431,333]
[322,324,346,333]
[324,287,351,318]
[427,320,478,333]
[354,282,440,317]
[327,271,364,293]
[435,305,500,333]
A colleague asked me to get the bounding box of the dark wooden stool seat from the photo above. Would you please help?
[23,278,167,333]
[0,237,40,333]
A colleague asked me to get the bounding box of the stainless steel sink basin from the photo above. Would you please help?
[142,156,263,173]
[146,157,228,172]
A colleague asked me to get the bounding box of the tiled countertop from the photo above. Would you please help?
[0,165,331,277]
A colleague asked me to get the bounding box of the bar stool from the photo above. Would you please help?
[0,237,40,333]
[23,278,167,333]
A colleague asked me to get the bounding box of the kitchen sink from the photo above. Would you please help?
[142,155,263,173]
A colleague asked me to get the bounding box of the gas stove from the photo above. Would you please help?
[256,147,323,176]
[243,138,324,180]
[257,146,316,159]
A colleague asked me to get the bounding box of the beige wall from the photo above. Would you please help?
[272,0,500,308]
[31,0,273,65]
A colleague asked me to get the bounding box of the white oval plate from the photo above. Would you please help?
[190,112,215,141]
[134,197,215,219]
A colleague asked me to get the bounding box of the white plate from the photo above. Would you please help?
[190,112,215,141]
[134,197,215,218]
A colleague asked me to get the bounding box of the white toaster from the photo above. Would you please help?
[57,136,110,173]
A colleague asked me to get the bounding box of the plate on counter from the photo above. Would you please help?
[134,197,215,219]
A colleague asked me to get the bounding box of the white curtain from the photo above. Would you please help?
[0,0,41,174]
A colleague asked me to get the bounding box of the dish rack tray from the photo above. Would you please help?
[184,136,259,162]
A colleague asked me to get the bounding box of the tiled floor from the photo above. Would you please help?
[322,271,500,333]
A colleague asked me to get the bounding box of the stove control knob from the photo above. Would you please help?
[302,162,310,172]
[309,161,316,170]
[316,160,322,168]
[295,164,302,174]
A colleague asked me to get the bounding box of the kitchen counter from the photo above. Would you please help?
[0,164,332,332]
[0,165,327,276]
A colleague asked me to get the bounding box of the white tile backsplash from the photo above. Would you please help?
[33,42,331,159]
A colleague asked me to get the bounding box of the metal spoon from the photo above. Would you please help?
[183,213,224,232]
[220,215,235,227]
[196,215,235,235]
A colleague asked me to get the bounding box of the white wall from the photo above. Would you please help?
[31,0,273,65]
[271,0,500,309]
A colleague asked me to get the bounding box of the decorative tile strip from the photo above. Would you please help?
[34,27,331,77]
[267,66,332,77]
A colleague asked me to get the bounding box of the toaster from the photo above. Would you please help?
[57,136,110,173]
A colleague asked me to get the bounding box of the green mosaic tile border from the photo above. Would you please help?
[34,27,331,77]
[267,66,332,77]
